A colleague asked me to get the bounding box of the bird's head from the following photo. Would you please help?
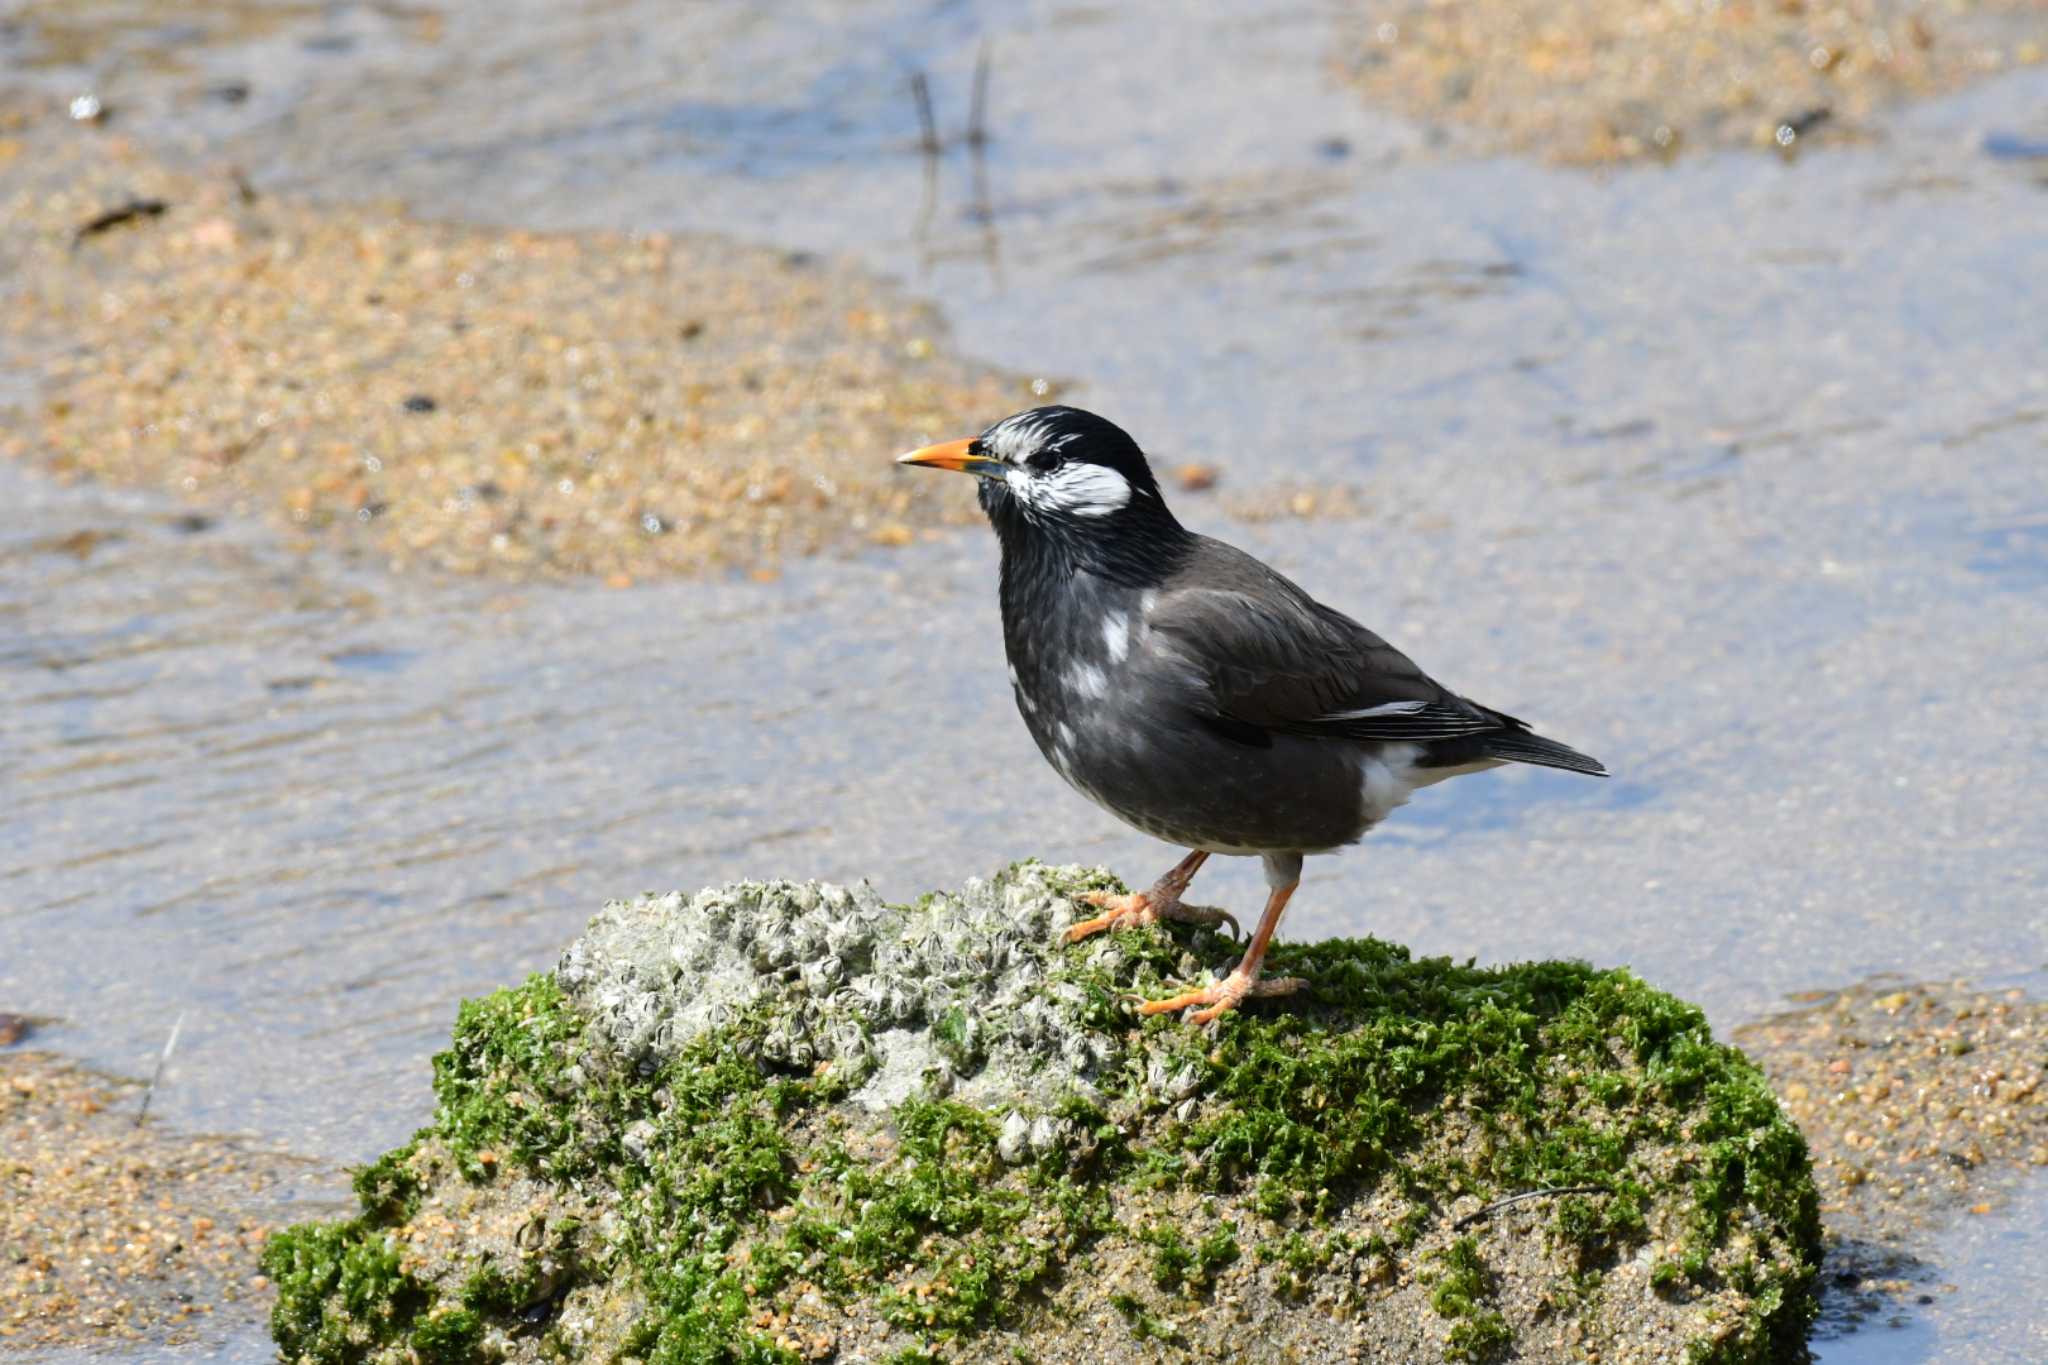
[896,407,1180,562]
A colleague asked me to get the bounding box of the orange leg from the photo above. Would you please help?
[1137,877,1308,1024]
[1060,850,1239,944]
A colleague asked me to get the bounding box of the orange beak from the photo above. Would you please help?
[895,437,1006,479]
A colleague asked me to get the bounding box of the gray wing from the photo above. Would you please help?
[1146,540,1508,744]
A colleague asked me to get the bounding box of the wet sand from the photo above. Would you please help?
[1742,980,2048,1226]
[0,118,1022,581]
[0,1045,319,1351]
[1738,977,2048,1343]
[1337,0,2048,162]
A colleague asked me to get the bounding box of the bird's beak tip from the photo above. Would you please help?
[894,436,985,474]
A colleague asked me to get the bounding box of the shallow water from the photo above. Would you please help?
[1812,1179,2048,1364]
[3,0,2047,1356]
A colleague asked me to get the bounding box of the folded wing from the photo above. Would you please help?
[1147,540,1605,775]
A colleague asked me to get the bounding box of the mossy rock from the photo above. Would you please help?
[266,863,1819,1364]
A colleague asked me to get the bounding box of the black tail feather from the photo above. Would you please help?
[1476,730,1607,777]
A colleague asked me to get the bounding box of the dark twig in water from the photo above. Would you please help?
[909,70,940,155]
[914,134,940,273]
[1453,1185,1609,1230]
[967,40,992,147]
[135,1011,185,1127]
[72,196,169,249]
[968,112,1005,289]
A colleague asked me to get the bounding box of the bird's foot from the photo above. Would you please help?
[1136,970,1309,1025]
[1061,888,1240,945]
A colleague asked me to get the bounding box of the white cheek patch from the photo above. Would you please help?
[1050,463,1133,517]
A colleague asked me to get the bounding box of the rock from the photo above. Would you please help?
[265,863,1820,1363]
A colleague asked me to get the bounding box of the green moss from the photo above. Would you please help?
[462,1262,536,1317]
[1134,935,1820,1339]
[349,1144,422,1227]
[408,1307,485,1363]
[269,865,1820,1363]
[843,1102,1042,1330]
[431,974,590,1181]
[1258,1228,1368,1300]
[1539,1267,1606,1318]
[1446,1313,1516,1363]
[264,1221,433,1363]
[1430,1237,1512,1362]
[1108,1291,1182,1344]
[1141,1218,1240,1293]
[931,1006,982,1071]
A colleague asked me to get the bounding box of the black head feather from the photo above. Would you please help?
[968,407,1186,582]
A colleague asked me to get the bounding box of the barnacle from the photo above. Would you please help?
[555,864,1142,1118]
[997,1109,1033,1165]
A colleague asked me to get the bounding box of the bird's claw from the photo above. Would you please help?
[1062,889,1241,945]
[1135,972,1308,1025]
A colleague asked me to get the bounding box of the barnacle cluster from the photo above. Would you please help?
[557,863,1151,1129]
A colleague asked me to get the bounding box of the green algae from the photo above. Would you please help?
[1140,1216,1240,1291]
[1428,1236,1513,1362]
[265,1221,438,1363]
[430,975,592,1181]
[268,864,1821,1363]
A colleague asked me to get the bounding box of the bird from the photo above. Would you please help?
[897,406,1605,1024]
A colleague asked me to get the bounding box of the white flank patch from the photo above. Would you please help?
[1407,758,1505,789]
[1101,612,1130,663]
[1056,720,1077,750]
[1357,743,1423,825]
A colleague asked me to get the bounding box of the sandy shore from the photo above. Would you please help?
[1737,978,2048,1331]
[0,110,1031,583]
[0,1044,316,1351]
[1336,0,2047,162]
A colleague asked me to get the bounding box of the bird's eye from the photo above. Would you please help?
[1025,448,1062,473]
